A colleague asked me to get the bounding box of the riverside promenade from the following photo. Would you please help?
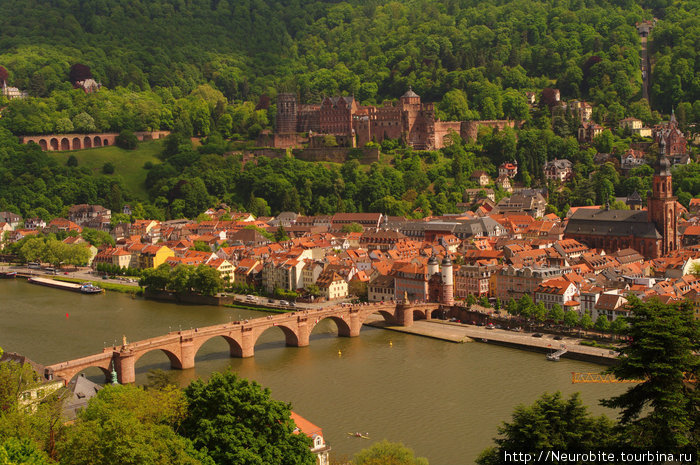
[364,315,618,364]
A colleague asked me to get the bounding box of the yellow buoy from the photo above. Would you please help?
[389,340,393,347]
[338,350,342,356]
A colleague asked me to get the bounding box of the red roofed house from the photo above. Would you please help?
[44,218,82,234]
[316,269,348,300]
[534,278,578,311]
[689,198,700,214]
[593,291,628,321]
[499,162,518,179]
[290,412,330,465]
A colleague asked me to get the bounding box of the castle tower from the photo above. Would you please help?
[647,152,678,256]
[440,256,454,306]
[276,93,297,133]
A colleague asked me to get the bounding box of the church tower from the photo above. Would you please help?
[647,152,678,256]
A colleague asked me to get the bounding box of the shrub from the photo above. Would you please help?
[116,130,138,150]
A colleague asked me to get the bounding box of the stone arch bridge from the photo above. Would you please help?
[45,301,440,384]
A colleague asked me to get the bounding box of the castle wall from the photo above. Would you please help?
[433,122,462,149]
[460,120,515,142]
[292,146,379,164]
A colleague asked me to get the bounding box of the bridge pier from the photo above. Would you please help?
[240,329,255,358]
[293,319,310,347]
[179,339,195,370]
[348,312,362,337]
[116,352,136,384]
[396,304,414,327]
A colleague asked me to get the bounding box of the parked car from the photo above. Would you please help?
[268,298,275,303]
[553,335,563,340]
[279,300,290,306]
[246,295,255,301]
[532,333,543,338]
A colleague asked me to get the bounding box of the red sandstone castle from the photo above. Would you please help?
[270,89,514,150]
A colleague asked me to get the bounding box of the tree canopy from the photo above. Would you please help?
[181,371,315,465]
[601,296,699,452]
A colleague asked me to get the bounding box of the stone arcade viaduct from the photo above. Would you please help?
[21,131,170,151]
[45,301,440,384]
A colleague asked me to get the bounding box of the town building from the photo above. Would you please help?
[654,111,689,165]
[498,162,518,179]
[470,170,491,187]
[565,155,678,259]
[619,117,652,137]
[368,274,395,302]
[495,265,565,302]
[0,211,22,229]
[543,159,573,182]
[316,269,348,300]
[533,278,578,311]
[290,412,330,465]
[0,352,64,412]
[578,122,603,143]
[454,264,493,299]
[620,148,647,171]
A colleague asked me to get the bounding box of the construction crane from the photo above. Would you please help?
[572,372,697,384]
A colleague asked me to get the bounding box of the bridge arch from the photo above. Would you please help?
[38,139,48,150]
[60,138,70,151]
[93,136,102,147]
[72,137,81,150]
[192,334,245,359]
[132,347,184,370]
[54,363,111,385]
[308,315,352,337]
[50,138,59,150]
[83,136,92,148]
[358,306,398,326]
[253,323,300,350]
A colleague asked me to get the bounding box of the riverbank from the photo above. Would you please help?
[364,316,618,365]
[52,276,140,294]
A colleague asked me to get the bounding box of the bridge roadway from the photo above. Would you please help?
[46,301,440,384]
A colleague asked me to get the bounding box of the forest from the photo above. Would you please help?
[0,0,699,220]
[0,0,698,116]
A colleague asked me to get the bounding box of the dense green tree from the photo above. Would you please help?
[563,310,578,329]
[341,223,363,233]
[81,228,115,247]
[352,440,428,465]
[547,304,564,323]
[601,297,699,452]
[0,437,53,465]
[594,315,610,333]
[274,225,290,242]
[181,371,314,465]
[476,392,616,464]
[56,385,210,465]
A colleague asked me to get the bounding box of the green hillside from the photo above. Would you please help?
[47,140,163,201]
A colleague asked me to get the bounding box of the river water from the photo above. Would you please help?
[0,280,626,464]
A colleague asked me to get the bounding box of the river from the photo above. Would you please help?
[0,280,627,464]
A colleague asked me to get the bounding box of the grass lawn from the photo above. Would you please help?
[52,276,141,294]
[47,139,164,200]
